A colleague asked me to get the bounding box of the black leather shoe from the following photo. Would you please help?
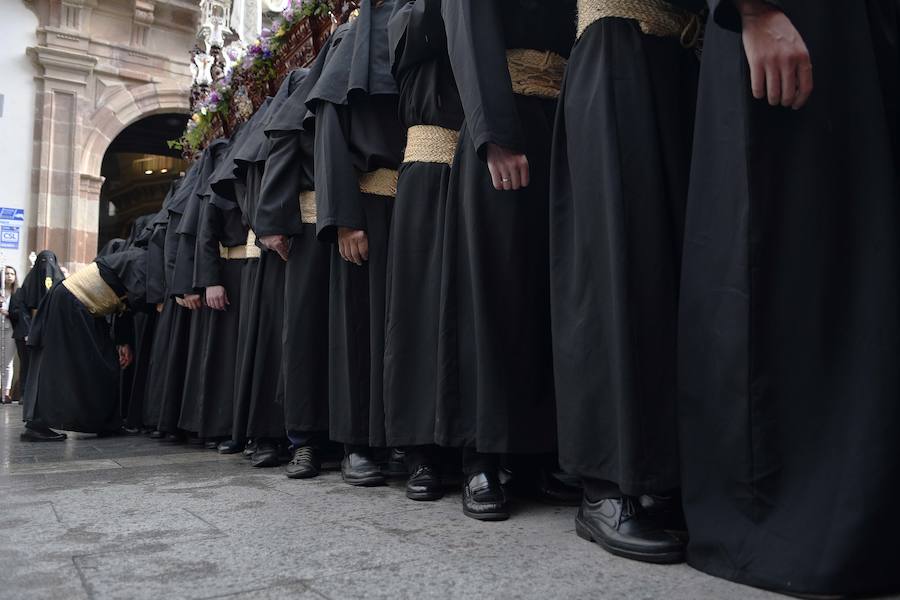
[462,472,509,521]
[285,446,320,479]
[203,440,219,450]
[242,440,257,459]
[575,495,685,564]
[640,493,688,540]
[20,427,67,442]
[149,430,165,439]
[509,469,582,507]
[251,442,280,468]
[217,439,244,454]
[341,451,386,486]
[406,465,443,501]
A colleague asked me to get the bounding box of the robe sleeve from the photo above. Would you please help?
[255,132,305,238]
[164,213,181,296]
[194,199,224,289]
[314,102,365,242]
[112,312,135,347]
[707,0,786,32]
[441,0,523,157]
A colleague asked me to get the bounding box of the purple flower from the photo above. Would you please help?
[209,90,220,104]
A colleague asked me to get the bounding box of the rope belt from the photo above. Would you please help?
[62,262,124,316]
[578,0,703,45]
[403,125,459,166]
[506,49,567,100]
[358,168,399,198]
[220,229,261,260]
[300,190,317,224]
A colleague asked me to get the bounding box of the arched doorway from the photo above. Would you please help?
[98,113,189,249]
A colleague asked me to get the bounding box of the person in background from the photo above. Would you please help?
[0,266,19,403]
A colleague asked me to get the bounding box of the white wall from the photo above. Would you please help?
[0,2,38,282]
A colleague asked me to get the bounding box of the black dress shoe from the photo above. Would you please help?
[462,472,509,521]
[341,451,386,486]
[509,469,582,506]
[406,465,443,501]
[149,430,165,439]
[285,446,320,479]
[242,440,257,459]
[251,442,281,468]
[218,439,244,454]
[20,427,67,442]
[203,440,219,450]
[575,495,685,564]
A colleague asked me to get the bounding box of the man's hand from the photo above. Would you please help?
[338,227,368,266]
[117,345,133,369]
[736,0,813,109]
[182,294,203,310]
[260,234,290,262]
[486,143,529,191]
[206,285,229,311]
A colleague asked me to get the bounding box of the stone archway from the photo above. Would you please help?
[29,74,190,269]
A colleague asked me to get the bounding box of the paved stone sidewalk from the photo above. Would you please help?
[0,405,786,600]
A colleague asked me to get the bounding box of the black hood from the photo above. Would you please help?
[20,250,65,309]
[305,0,398,110]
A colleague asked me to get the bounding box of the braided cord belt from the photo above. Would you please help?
[578,0,702,45]
[506,49,567,100]
[299,191,317,224]
[358,168,399,198]
[403,125,460,166]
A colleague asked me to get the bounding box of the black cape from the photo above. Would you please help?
[678,2,900,595]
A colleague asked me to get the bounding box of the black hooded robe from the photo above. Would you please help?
[382,0,464,448]
[308,0,405,448]
[436,0,574,454]
[678,1,900,595]
[549,3,701,494]
[23,250,149,433]
[258,48,341,439]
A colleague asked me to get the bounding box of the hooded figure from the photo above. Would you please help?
[22,249,150,439]
[306,0,406,486]
[381,0,464,500]
[253,32,348,476]
[235,69,307,467]
[14,250,66,420]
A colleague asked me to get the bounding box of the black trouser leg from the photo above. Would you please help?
[462,448,500,476]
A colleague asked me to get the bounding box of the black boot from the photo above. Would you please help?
[341,446,386,487]
[575,494,685,564]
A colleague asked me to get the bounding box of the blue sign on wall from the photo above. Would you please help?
[0,207,24,250]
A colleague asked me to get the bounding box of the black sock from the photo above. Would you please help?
[462,448,499,476]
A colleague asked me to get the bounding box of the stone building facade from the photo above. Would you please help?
[24,0,199,269]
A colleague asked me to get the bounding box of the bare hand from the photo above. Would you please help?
[117,345,133,369]
[736,0,813,109]
[486,143,529,191]
[260,234,290,262]
[206,285,229,311]
[182,294,203,310]
[337,227,368,266]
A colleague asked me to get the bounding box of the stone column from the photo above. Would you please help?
[27,45,97,268]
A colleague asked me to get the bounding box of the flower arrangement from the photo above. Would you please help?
[171,0,337,155]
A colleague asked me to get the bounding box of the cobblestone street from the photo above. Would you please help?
[1,404,789,599]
